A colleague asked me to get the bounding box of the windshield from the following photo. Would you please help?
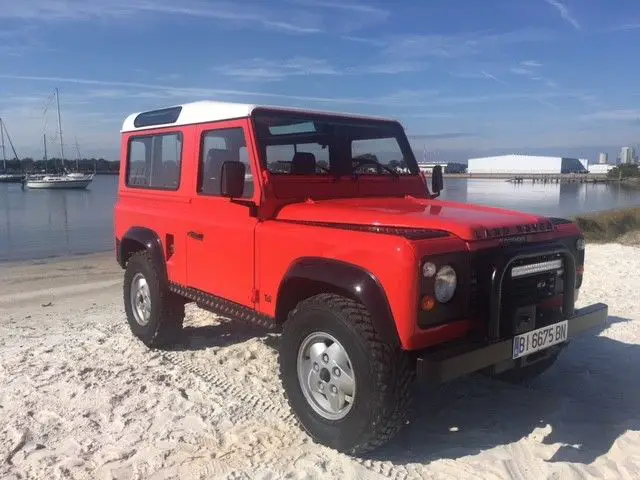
[252,109,419,177]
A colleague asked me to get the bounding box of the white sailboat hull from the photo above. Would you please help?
[25,174,94,189]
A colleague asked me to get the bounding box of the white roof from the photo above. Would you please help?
[121,100,395,132]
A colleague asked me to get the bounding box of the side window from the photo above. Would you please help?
[199,127,254,198]
[126,132,182,189]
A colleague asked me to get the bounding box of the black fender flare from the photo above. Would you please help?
[277,257,401,346]
[117,227,168,285]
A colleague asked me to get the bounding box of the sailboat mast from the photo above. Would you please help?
[55,87,64,170]
[1,118,6,171]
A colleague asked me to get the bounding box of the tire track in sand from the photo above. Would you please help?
[97,321,416,479]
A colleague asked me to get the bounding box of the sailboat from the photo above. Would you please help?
[24,88,94,190]
[0,118,24,183]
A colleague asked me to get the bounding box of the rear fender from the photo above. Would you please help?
[117,227,168,285]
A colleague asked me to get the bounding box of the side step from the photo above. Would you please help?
[169,283,277,330]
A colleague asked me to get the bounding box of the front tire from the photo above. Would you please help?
[279,293,414,455]
[123,251,184,348]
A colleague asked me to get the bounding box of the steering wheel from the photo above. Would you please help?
[352,158,397,176]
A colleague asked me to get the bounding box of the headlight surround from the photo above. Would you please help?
[434,265,457,303]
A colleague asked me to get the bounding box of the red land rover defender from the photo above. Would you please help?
[114,101,608,454]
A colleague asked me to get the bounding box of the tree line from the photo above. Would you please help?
[1,157,120,174]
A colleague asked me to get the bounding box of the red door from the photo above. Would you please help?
[185,120,259,308]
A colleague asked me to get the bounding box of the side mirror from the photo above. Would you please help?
[220,161,246,198]
[431,164,444,198]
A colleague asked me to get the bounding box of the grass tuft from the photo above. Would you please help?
[574,207,640,244]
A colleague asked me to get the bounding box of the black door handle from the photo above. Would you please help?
[188,231,204,241]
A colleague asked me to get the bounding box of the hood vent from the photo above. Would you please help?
[474,221,554,240]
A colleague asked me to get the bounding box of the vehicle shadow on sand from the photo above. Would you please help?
[366,315,638,466]
[167,318,278,352]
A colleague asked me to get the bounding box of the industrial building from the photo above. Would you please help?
[588,164,614,175]
[467,155,589,175]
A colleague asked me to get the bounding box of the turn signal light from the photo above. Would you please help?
[421,295,436,311]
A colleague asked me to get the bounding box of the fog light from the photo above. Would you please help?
[423,261,436,278]
[421,295,436,311]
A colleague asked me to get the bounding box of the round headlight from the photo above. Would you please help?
[423,262,437,278]
[435,265,457,303]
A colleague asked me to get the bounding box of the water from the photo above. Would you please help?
[1,176,640,262]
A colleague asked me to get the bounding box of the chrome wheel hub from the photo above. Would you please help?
[297,332,356,420]
[130,273,151,326]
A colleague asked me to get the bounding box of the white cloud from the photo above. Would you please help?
[0,0,324,34]
[214,57,428,81]
[543,0,580,30]
[580,109,640,122]
[521,60,543,68]
[510,67,533,76]
[383,28,551,59]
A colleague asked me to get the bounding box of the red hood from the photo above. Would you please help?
[275,196,551,241]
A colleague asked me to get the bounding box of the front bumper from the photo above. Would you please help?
[416,302,608,384]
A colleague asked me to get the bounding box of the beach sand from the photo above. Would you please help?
[1,244,639,479]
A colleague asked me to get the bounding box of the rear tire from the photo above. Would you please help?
[123,251,184,348]
[279,293,414,455]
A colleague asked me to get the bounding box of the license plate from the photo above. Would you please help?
[512,320,568,359]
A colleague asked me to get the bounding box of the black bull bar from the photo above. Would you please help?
[416,243,609,383]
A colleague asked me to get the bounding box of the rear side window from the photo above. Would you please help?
[126,132,183,190]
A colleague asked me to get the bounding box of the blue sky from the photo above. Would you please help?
[0,0,639,162]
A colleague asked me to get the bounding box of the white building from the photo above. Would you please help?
[620,146,636,164]
[588,164,614,174]
[417,162,448,174]
[598,152,608,164]
[467,155,588,175]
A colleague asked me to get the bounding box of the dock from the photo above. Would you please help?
[442,173,610,183]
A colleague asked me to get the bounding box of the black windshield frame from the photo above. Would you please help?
[251,108,420,177]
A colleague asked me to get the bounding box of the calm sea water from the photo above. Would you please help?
[1,176,640,262]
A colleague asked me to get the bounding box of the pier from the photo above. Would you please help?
[442,173,610,183]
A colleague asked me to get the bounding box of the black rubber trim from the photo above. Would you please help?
[169,282,276,329]
[119,227,168,285]
[416,302,608,384]
[277,219,449,240]
[549,217,574,225]
[277,257,401,346]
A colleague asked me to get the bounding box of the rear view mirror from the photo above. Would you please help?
[431,164,443,198]
[220,161,246,198]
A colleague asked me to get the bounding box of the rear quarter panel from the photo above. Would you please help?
[114,127,197,285]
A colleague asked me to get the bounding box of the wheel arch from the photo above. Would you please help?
[117,227,168,285]
[275,257,400,346]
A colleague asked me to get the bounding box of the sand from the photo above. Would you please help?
[1,243,639,479]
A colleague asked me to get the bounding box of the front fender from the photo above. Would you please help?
[278,257,400,346]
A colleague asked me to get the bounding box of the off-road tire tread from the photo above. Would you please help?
[280,293,414,455]
[124,250,184,347]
